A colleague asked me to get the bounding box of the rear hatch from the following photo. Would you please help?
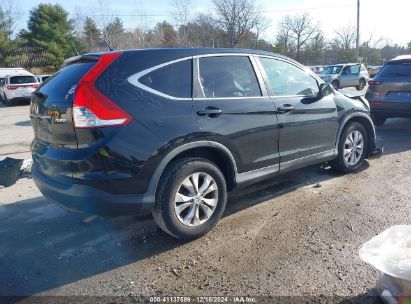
[368,61,411,112]
[8,75,39,98]
[30,58,98,183]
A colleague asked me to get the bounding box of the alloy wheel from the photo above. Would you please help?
[344,130,364,166]
[174,172,218,227]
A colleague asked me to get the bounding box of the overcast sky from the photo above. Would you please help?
[11,0,411,46]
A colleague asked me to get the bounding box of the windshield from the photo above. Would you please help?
[322,66,343,75]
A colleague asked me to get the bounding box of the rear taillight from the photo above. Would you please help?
[32,84,39,89]
[73,52,132,128]
[7,86,17,90]
[368,80,383,88]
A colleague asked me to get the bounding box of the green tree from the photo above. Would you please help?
[103,17,125,49]
[20,4,78,69]
[83,17,101,52]
[304,32,325,65]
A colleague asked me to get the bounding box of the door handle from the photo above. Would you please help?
[277,104,295,113]
[197,107,222,117]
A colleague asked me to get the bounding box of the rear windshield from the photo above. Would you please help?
[39,61,96,103]
[10,76,37,84]
[379,62,411,77]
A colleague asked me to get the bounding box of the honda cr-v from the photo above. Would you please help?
[30,49,377,239]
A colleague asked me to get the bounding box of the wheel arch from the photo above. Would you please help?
[143,141,238,204]
[335,113,376,157]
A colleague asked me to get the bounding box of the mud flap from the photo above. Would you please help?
[0,157,24,187]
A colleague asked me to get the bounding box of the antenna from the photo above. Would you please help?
[99,31,114,51]
[72,42,80,56]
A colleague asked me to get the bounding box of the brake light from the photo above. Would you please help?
[32,84,39,89]
[73,52,132,128]
[368,80,383,88]
[7,86,17,90]
[370,101,383,106]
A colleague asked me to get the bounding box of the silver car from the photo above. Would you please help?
[320,63,369,91]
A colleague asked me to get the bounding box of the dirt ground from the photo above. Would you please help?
[1,102,411,303]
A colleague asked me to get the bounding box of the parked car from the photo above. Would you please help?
[308,66,324,75]
[366,55,411,126]
[367,66,382,78]
[320,63,369,90]
[36,74,51,83]
[0,70,39,105]
[0,68,25,100]
[30,49,378,239]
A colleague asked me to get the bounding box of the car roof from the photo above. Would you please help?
[390,55,411,62]
[66,48,302,68]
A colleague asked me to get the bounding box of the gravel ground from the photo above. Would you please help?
[1,101,410,303]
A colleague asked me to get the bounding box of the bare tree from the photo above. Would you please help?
[333,24,356,50]
[212,0,263,48]
[0,0,21,38]
[170,0,191,47]
[254,15,269,48]
[279,13,319,61]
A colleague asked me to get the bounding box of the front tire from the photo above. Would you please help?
[331,80,340,90]
[152,157,227,240]
[330,122,368,173]
[356,78,366,91]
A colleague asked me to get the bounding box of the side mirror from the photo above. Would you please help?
[319,83,333,98]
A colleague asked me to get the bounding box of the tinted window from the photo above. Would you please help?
[323,66,343,74]
[10,76,37,84]
[139,59,192,98]
[379,62,411,77]
[260,58,319,96]
[342,65,360,75]
[198,56,261,98]
[39,61,96,102]
[0,78,4,85]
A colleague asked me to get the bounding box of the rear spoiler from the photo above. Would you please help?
[62,54,100,67]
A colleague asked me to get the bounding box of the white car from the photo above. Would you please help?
[0,70,39,105]
[36,74,51,83]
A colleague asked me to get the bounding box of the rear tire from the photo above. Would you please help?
[3,95,14,106]
[371,115,386,127]
[330,122,368,173]
[152,157,227,240]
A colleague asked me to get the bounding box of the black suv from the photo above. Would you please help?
[30,49,377,239]
[366,55,411,126]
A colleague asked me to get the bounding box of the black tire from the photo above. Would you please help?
[152,157,227,240]
[331,80,340,90]
[356,78,366,91]
[371,115,386,127]
[330,122,368,173]
[3,95,14,106]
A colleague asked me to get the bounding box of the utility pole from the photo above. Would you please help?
[356,0,360,62]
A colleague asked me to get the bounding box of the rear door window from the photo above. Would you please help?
[198,56,261,98]
[10,76,37,84]
[139,59,192,98]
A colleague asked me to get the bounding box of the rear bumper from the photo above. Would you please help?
[370,108,411,118]
[32,165,155,216]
